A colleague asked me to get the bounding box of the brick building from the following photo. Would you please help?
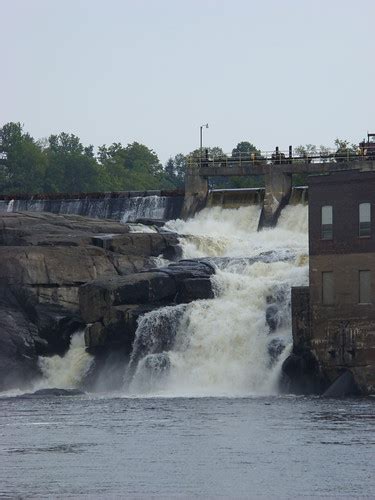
[292,170,375,394]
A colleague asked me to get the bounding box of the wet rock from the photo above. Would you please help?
[176,278,214,303]
[85,304,157,354]
[135,218,166,227]
[322,370,361,398]
[267,337,287,365]
[21,388,85,397]
[33,303,85,356]
[91,232,179,258]
[143,352,171,373]
[266,304,281,332]
[281,348,327,395]
[0,287,42,392]
[79,260,215,324]
[79,273,177,323]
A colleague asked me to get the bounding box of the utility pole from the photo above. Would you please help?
[200,123,209,157]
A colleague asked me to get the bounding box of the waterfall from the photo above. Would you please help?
[36,332,93,389]
[6,199,14,212]
[0,193,184,222]
[128,305,187,393]
[121,195,169,222]
[125,204,309,397]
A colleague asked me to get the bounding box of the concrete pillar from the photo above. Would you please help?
[258,167,292,229]
[181,164,209,220]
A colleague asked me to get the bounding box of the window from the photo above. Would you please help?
[359,270,371,304]
[322,271,334,305]
[359,203,371,237]
[321,205,333,240]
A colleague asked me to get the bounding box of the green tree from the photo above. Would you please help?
[164,153,187,188]
[232,141,261,158]
[98,141,172,191]
[0,122,47,194]
[334,138,357,162]
[44,132,100,193]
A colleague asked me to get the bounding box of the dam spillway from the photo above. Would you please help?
[0,190,185,222]
[0,186,308,223]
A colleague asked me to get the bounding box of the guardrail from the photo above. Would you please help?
[188,148,373,168]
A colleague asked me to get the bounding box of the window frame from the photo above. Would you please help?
[321,205,333,241]
[359,202,371,238]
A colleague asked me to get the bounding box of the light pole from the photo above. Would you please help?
[200,123,209,157]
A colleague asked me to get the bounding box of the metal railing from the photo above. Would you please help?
[188,147,372,169]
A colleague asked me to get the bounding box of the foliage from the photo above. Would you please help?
[164,153,186,188]
[1,122,361,195]
[0,122,47,194]
[0,123,174,194]
[44,133,99,193]
[232,141,261,158]
[334,138,358,162]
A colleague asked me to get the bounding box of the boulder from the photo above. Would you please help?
[20,388,85,397]
[80,260,215,355]
[176,278,214,303]
[79,272,177,323]
[281,348,327,395]
[85,304,157,354]
[266,304,281,332]
[322,370,361,398]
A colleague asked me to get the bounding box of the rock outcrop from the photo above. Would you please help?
[80,260,215,355]
[0,212,181,390]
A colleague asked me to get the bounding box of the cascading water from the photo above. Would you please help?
[121,195,169,222]
[36,332,93,389]
[0,193,183,222]
[126,204,309,397]
[6,199,14,212]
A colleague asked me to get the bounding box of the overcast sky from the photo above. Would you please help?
[2,0,374,162]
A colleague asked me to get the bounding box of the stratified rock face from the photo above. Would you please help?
[0,212,181,390]
[0,212,179,309]
[80,260,215,355]
[0,286,42,391]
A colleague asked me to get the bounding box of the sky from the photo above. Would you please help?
[2,0,375,162]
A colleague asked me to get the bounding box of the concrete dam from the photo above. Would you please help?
[0,186,308,224]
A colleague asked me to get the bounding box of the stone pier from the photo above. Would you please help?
[258,168,292,229]
[181,165,209,220]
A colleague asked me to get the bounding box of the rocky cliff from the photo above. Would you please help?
[0,212,215,391]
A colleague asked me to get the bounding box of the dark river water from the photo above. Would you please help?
[0,395,374,499]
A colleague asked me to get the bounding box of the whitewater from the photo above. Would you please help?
[35,203,308,397]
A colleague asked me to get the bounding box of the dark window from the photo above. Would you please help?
[322,271,334,305]
[359,203,371,237]
[321,205,333,240]
[359,270,371,304]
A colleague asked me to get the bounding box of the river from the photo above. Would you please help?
[0,395,374,498]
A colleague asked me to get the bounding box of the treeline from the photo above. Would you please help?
[0,122,355,194]
[0,122,185,194]
[0,123,263,194]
